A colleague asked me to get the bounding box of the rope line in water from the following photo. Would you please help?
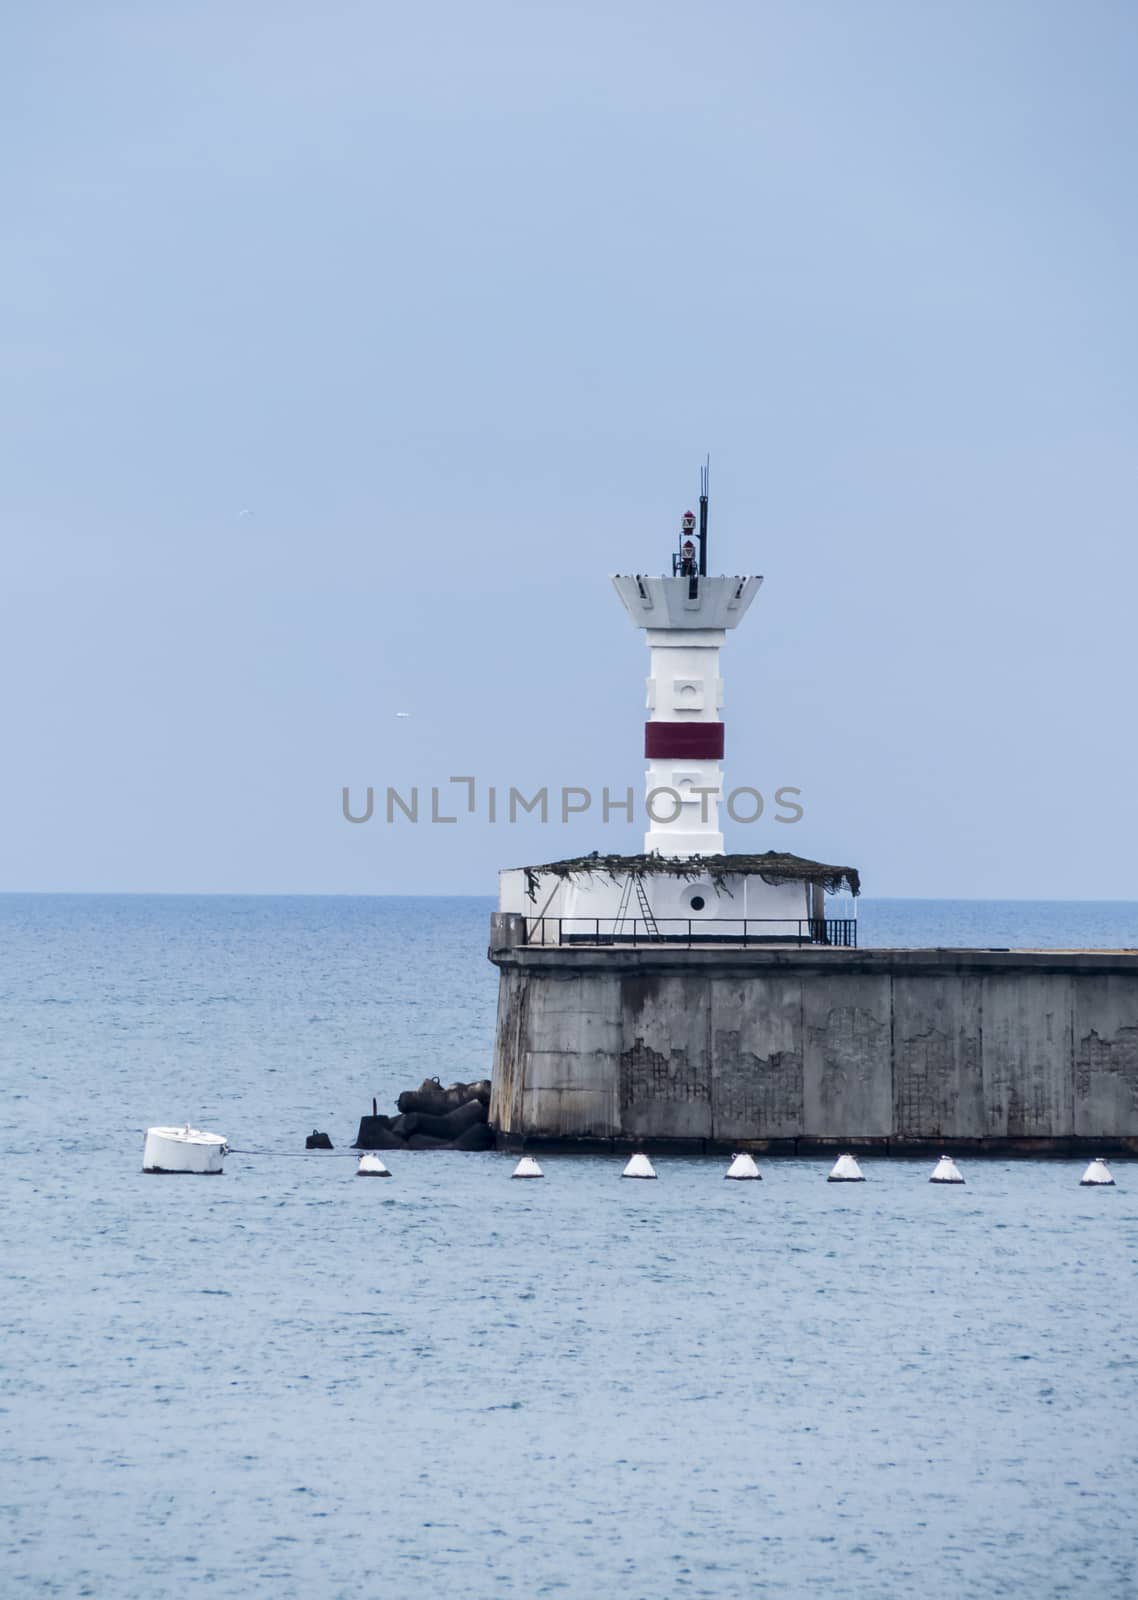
[227,1148,364,1158]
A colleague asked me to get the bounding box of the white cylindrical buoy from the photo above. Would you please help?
[622,1152,657,1179]
[143,1126,228,1175]
[1080,1158,1115,1187]
[725,1152,761,1180]
[512,1156,544,1179]
[930,1154,964,1184]
[827,1153,865,1183]
[356,1153,391,1177]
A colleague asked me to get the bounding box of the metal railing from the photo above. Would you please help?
[523,917,858,948]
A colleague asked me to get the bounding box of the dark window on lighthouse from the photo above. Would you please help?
[690,895,706,911]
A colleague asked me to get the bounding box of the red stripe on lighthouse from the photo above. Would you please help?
[644,722,724,759]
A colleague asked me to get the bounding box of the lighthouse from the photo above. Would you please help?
[488,466,867,1150]
[496,468,859,943]
[612,466,761,857]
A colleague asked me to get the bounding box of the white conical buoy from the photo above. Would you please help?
[622,1152,657,1179]
[356,1153,391,1177]
[1080,1158,1115,1187]
[827,1153,865,1182]
[725,1152,761,1180]
[512,1155,544,1179]
[930,1154,964,1184]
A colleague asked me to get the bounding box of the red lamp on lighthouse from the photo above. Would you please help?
[677,510,698,576]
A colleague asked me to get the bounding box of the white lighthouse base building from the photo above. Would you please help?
[499,852,859,946]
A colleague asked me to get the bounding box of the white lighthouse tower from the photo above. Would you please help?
[612,468,761,856]
[498,469,858,943]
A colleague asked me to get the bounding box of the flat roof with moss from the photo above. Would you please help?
[515,851,860,899]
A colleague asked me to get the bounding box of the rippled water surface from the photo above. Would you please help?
[2,895,1136,1598]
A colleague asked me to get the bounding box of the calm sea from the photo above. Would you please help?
[1,895,1135,1598]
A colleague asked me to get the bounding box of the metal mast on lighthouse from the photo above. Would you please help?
[612,465,762,857]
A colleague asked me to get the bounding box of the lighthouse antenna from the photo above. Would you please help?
[698,456,710,576]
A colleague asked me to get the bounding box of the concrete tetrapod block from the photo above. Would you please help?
[1080,1158,1115,1186]
[725,1152,761,1180]
[622,1152,658,1180]
[930,1155,965,1184]
[356,1153,391,1177]
[512,1156,544,1179]
[827,1153,865,1183]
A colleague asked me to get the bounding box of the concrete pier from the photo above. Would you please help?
[487,915,1138,1154]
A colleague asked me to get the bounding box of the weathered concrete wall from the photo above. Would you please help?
[1075,975,1138,1137]
[487,916,1138,1151]
[709,974,804,1140]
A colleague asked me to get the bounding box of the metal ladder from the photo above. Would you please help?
[633,874,659,937]
[613,873,659,939]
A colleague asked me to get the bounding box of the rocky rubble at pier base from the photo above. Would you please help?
[353,1078,493,1152]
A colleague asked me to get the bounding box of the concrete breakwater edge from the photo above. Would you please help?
[488,914,1138,1155]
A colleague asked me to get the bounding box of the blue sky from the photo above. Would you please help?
[2,0,1136,896]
